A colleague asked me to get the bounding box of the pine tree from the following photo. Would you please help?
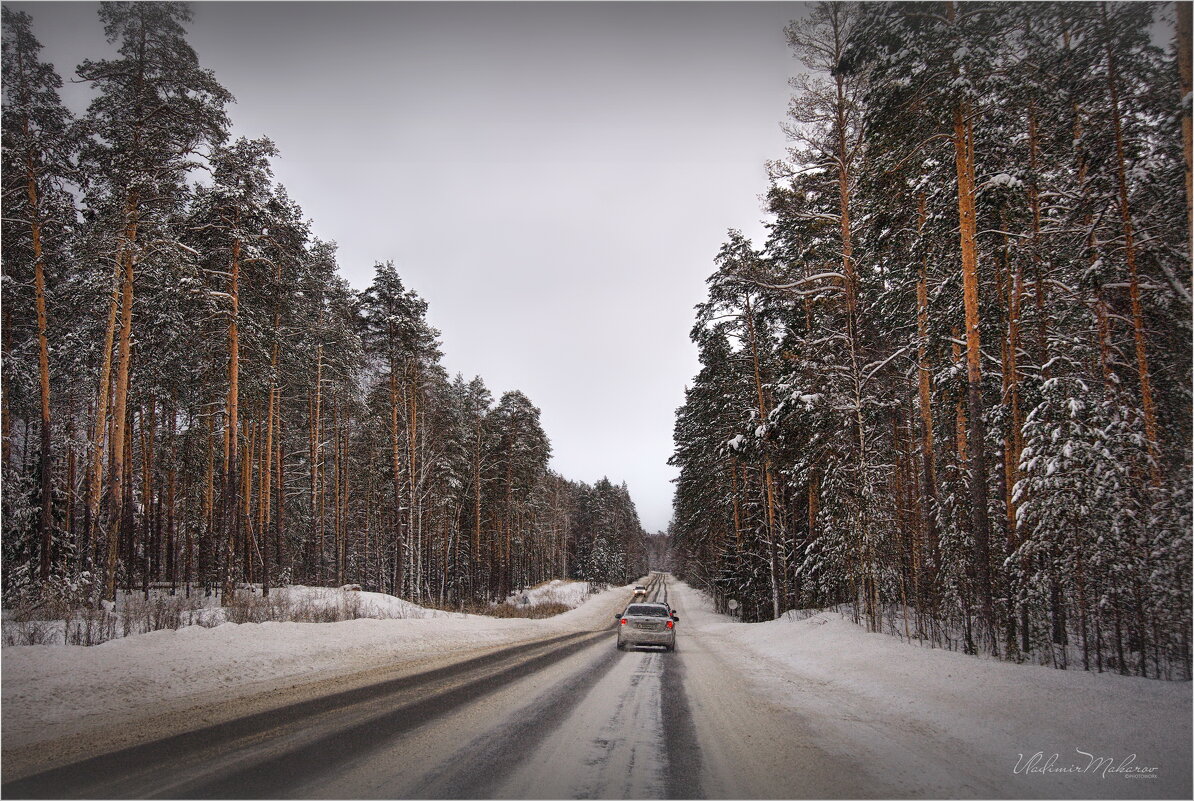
[1,8,80,584]
[78,0,231,602]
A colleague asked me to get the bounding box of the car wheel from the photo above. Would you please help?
[616,640,624,650]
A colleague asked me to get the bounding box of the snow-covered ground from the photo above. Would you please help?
[3,576,1190,797]
[1,583,463,647]
[505,578,599,609]
[1,580,617,773]
[1,580,605,648]
[227,584,465,621]
[670,581,1193,798]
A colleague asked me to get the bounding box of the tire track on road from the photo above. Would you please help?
[404,636,624,799]
[171,630,612,799]
[3,629,609,800]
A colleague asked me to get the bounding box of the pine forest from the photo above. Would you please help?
[669,1,1192,678]
[1,2,649,616]
[3,1,1192,682]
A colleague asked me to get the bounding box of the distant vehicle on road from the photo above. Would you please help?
[616,602,678,651]
[632,585,648,597]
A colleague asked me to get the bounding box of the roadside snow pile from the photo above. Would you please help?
[343,587,464,619]
[1,582,623,759]
[1,584,460,647]
[505,580,596,609]
[207,585,464,625]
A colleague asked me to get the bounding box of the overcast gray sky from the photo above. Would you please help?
[12,1,808,532]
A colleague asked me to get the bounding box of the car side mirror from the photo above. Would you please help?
[615,613,623,620]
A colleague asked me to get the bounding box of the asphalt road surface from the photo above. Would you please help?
[3,573,881,800]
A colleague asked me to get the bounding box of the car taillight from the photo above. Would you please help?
[620,618,627,625]
[666,620,674,629]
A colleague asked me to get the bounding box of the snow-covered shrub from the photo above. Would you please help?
[116,594,206,636]
[65,605,118,646]
[482,601,570,619]
[222,586,367,624]
[2,618,58,647]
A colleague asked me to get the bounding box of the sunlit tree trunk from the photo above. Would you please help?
[406,364,420,599]
[222,235,242,599]
[952,330,968,466]
[260,359,277,595]
[1103,3,1160,482]
[950,56,995,645]
[275,416,285,577]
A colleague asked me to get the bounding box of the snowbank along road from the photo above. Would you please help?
[3,573,1190,799]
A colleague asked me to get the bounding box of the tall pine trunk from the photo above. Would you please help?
[88,258,120,585]
[951,83,995,648]
[390,369,404,597]
[25,149,54,582]
[743,294,782,620]
[104,198,138,603]
[222,236,242,599]
[261,345,278,597]
[407,364,420,600]
[915,193,939,597]
[310,340,323,583]
[1103,3,1160,483]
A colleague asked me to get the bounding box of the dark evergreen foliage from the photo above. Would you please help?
[0,2,648,611]
[670,1,1191,678]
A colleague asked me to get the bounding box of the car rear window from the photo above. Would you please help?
[626,605,668,617]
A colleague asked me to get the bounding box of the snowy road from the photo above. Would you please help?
[2,576,839,799]
[3,574,1190,799]
[293,575,885,800]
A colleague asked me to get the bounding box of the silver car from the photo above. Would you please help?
[616,602,678,651]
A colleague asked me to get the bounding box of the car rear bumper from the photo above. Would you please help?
[618,628,675,648]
